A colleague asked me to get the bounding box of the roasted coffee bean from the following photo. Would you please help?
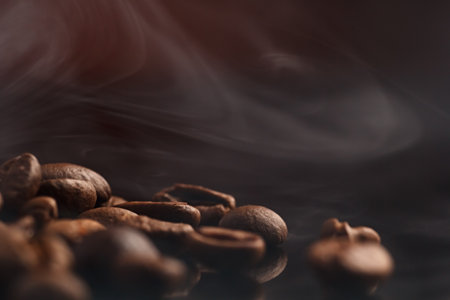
[308,238,394,294]
[0,223,38,288]
[9,271,91,300]
[21,196,58,227]
[75,227,160,282]
[31,235,74,272]
[38,179,96,215]
[219,205,288,246]
[79,207,194,240]
[0,153,41,211]
[246,247,288,283]
[0,192,3,211]
[153,183,236,209]
[11,215,37,239]
[195,204,231,226]
[116,201,201,227]
[100,195,127,207]
[41,163,111,205]
[320,218,381,243]
[43,219,106,246]
[113,255,187,298]
[186,226,265,269]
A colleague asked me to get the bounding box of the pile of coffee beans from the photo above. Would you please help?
[308,218,394,297]
[0,153,289,300]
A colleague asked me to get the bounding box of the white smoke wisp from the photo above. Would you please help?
[0,1,422,163]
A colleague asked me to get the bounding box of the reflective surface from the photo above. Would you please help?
[1,1,450,299]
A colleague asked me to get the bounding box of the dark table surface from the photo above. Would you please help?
[1,2,450,299]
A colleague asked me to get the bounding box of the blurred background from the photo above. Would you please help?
[0,1,450,299]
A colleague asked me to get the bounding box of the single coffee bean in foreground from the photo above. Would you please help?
[42,219,106,246]
[79,207,194,241]
[186,226,265,269]
[115,201,201,227]
[9,271,91,300]
[75,227,160,282]
[41,163,111,205]
[153,183,236,208]
[308,238,394,294]
[0,223,38,290]
[21,196,58,227]
[219,205,288,246]
[113,254,188,299]
[38,179,97,215]
[0,153,41,212]
[31,235,74,272]
[321,218,380,243]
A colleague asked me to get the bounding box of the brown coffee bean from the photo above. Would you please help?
[320,218,381,244]
[11,215,37,239]
[195,204,231,226]
[9,271,91,300]
[0,192,3,211]
[41,163,111,205]
[308,238,394,293]
[75,227,160,282]
[246,247,288,283]
[0,223,38,288]
[0,153,41,211]
[21,196,58,227]
[31,235,74,272]
[116,201,201,227]
[113,255,188,298]
[219,205,288,246]
[79,207,194,240]
[153,183,236,209]
[185,226,265,269]
[38,179,96,214]
[43,219,106,246]
[100,195,127,207]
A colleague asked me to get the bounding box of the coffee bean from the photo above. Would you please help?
[113,254,187,298]
[195,204,231,226]
[320,218,380,243]
[185,226,265,269]
[11,215,37,239]
[43,219,106,246]
[246,247,288,283]
[75,227,160,283]
[41,163,111,205]
[0,192,3,211]
[38,179,96,215]
[219,205,288,246]
[308,238,394,293]
[9,271,91,300]
[79,207,194,241]
[0,153,41,212]
[21,196,58,227]
[31,235,74,272]
[0,223,38,289]
[153,183,236,209]
[100,195,127,207]
[115,201,201,227]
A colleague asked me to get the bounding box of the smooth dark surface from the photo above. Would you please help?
[1,2,450,299]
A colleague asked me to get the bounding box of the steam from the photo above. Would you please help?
[0,1,422,162]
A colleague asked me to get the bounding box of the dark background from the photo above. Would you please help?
[1,1,450,299]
